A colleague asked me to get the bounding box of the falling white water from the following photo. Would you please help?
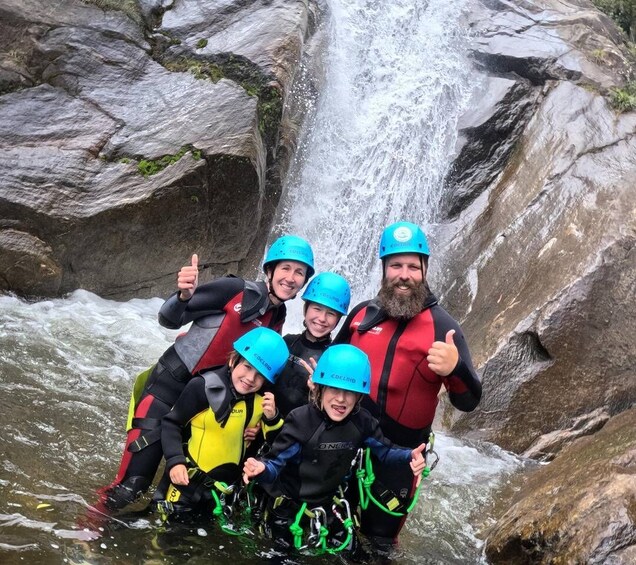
[277,0,475,311]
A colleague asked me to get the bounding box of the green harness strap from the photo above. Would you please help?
[209,481,253,536]
[288,497,354,554]
[356,436,439,517]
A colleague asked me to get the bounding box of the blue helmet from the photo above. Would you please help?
[379,221,430,258]
[312,344,371,395]
[302,272,351,315]
[233,327,289,383]
[263,235,315,279]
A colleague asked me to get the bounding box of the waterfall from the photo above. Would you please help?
[277,0,474,303]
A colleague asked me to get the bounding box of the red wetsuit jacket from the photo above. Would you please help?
[334,294,481,447]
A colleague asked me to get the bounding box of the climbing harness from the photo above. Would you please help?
[356,433,439,517]
[286,495,355,554]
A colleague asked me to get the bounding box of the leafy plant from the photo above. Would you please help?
[609,80,636,112]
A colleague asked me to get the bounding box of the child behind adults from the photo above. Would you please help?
[242,344,426,551]
[152,327,289,520]
[273,271,351,418]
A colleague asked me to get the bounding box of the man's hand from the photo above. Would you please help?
[427,330,459,376]
[178,254,199,301]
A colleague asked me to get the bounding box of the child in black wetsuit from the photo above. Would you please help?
[243,344,426,550]
[273,271,351,418]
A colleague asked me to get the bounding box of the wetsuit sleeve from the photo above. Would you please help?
[434,311,482,412]
[161,376,209,470]
[158,277,244,329]
[333,301,366,344]
[254,410,306,484]
[261,411,284,441]
[360,411,411,466]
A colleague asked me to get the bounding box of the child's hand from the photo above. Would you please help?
[169,464,190,485]
[300,357,318,391]
[244,423,261,441]
[410,443,427,477]
[299,357,317,376]
[243,457,265,484]
[177,254,199,300]
[261,392,277,419]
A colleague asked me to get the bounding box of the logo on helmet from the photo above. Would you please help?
[393,226,413,242]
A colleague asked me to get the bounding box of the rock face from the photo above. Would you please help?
[0,0,316,298]
[427,0,636,561]
[433,0,636,458]
[484,407,636,564]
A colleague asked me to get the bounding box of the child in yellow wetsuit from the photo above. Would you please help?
[153,327,289,520]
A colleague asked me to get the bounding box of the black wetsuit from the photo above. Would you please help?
[334,294,482,543]
[97,277,285,512]
[254,403,412,547]
[272,332,330,417]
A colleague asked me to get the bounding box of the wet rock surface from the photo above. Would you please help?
[0,0,316,298]
[431,0,636,560]
[484,407,636,564]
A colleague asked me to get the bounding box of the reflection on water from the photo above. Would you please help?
[0,291,528,563]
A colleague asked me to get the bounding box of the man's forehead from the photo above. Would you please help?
[385,253,422,264]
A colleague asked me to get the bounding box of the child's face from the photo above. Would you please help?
[321,386,360,422]
[231,359,266,395]
[305,303,340,339]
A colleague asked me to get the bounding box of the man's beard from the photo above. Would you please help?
[377,278,431,320]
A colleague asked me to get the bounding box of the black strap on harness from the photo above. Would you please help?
[128,418,162,453]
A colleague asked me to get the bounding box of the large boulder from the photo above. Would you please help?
[433,0,636,459]
[485,407,636,564]
[430,3,636,560]
[0,0,317,298]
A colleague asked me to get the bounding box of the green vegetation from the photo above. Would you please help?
[592,0,635,41]
[590,48,608,64]
[136,146,203,177]
[609,80,636,111]
[162,55,283,146]
[196,39,208,49]
[81,0,144,26]
[163,58,224,82]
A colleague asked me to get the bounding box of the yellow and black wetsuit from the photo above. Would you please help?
[97,277,285,512]
[154,365,283,516]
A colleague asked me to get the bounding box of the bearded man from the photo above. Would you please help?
[334,221,482,549]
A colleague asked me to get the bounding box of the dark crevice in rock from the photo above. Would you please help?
[441,78,543,219]
[547,130,636,185]
[514,331,553,364]
[472,51,582,85]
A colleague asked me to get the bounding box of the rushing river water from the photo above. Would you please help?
[0,293,526,564]
[1,0,531,563]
